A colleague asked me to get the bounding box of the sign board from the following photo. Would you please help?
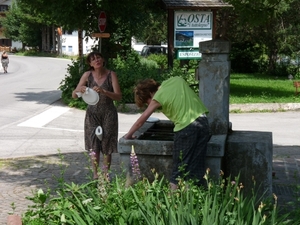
[174,11,212,48]
[177,49,202,59]
[92,33,110,38]
[98,11,107,33]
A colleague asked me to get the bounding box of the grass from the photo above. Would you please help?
[230,73,300,104]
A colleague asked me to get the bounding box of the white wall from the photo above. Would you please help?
[11,41,22,49]
[61,31,97,56]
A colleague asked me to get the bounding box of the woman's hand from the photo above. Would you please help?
[80,86,87,93]
[72,86,87,98]
[93,86,105,94]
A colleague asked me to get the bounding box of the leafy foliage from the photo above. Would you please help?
[58,52,201,109]
[21,165,300,224]
[230,42,267,73]
[59,57,89,110]
[0,1,43,48]
[219,0,300,74]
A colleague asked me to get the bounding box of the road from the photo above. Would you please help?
[0,55,71,128]
[0,55,74,157]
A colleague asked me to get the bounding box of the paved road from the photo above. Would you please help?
[0,55,71,128]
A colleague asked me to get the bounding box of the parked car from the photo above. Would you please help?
[140,45,168,57]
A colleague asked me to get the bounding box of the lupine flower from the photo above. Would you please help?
[97,172,108,201]
[89,150,96,156]
[130,145,141,181]
[102,164,108,172]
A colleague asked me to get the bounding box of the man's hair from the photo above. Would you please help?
[134,79,160,108]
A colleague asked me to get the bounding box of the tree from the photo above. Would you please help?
[13,0,165,57]
[1,1,42,49]
[219,0,300,74]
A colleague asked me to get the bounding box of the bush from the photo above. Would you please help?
[110,51,170,106]
[59,57,89,110]
[230,42,265,73]
[58,52,200,109]
[21,163,300,225]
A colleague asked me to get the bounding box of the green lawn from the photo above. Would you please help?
[230,73,300,104]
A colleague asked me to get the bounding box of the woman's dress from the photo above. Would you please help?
[84,71,118,155]
[1,56,9,67]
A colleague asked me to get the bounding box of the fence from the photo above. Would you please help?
[0,46,11,52]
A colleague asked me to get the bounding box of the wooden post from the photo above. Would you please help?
[167,9,174,69]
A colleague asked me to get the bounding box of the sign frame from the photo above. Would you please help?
[177,49,202,59]
[174,11,213,48]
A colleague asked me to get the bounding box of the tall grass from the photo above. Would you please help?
[21,164,300,225]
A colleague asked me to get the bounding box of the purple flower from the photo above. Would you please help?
[130,145,141,181]
[89,150,96,156]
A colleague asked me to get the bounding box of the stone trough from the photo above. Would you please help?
[118,119,226,183]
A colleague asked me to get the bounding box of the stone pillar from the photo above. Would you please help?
[198,40,231,135]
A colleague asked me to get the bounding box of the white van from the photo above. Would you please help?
[140,45,168,57]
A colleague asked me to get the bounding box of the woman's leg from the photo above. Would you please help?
[103,154,111,172]
[103,154,112,181]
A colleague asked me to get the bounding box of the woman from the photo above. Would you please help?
[1,51,9,73]
[72,52,122,180]
[124,76,210,190]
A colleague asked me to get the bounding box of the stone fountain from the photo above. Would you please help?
[119,40,273,199]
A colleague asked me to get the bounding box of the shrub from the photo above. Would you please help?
[110,52,169,105]
[21,166,300,225]
[58,52,199,109]
[146,54,168,70]
[59,57,89,110]
[230,42,264,73]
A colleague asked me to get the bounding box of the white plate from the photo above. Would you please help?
[82,88,99,105]
[146,117,160,123]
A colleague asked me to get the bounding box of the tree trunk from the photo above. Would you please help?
[268,50,278,74]
[52,25,56,53]
[42,26,47,51]
[78,29,83,57]
[46,26,50,51]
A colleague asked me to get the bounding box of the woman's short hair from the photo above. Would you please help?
[134,79,160,108]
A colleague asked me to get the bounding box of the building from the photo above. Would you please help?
[0,0,22,51]
[60,30,96,56]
